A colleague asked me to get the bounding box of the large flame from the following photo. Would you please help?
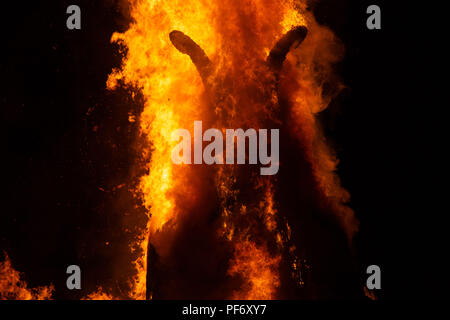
[107,0,356,300]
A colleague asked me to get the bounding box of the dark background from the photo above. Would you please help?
[0,0,445,299]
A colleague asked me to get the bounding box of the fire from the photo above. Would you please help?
[0,0,358,300]
[0,253,54,300]
[228,240,281,300]
[107,0,307,300]
[107,0,219,299]
[280,15,359,240]
[82,287,116,300]
[106,0,357,300]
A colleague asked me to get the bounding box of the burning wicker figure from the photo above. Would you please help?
[144,25,360,299]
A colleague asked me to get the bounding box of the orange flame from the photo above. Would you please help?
[105,0,356,299]
[281,14,358,240]
[82,287,116,300]
[0,253,54,300]
[107,0,312,300]
[228,241,281,300]
[0,0,357,300]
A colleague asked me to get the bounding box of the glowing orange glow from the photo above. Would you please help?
[228,241,281,300]
[0,0,358,300]
[106,0,357,300]
[82,288,116,300]
[0,253,53,300]
[107,0,217,299]
[280,15,358,240]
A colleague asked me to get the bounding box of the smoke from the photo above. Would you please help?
[281,8,358,240]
